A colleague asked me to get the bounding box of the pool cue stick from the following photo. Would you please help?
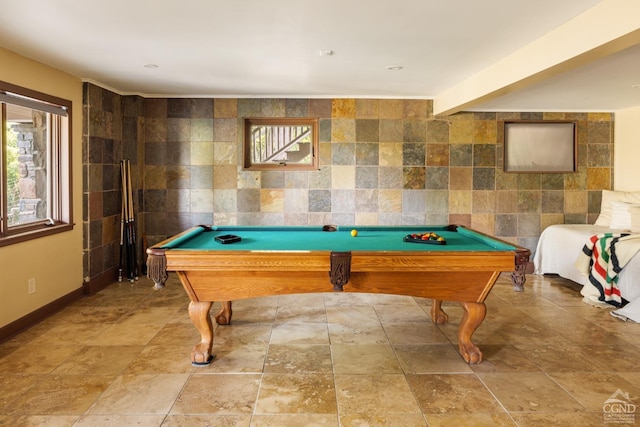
[118,160,126,282]
[124,160,135,282]
[120,159,132,282]
[122,159,130,281]
[126,159,138,280]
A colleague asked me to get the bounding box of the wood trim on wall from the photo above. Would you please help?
[83,267,120,295]
[0,286,84,344]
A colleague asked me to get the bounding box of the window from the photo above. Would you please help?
[243,118,319,170]
[0,81,73,246]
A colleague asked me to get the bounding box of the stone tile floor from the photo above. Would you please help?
[1,273,639,426]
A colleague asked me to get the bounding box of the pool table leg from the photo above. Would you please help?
[188,301,214,366]
[430,300,449,324]
[214,301,233,325]
[458,301,486,364]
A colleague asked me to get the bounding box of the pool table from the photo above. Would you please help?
[146,224,530,365]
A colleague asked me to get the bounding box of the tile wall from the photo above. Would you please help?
[82,83,614,289]
[82,84,144,291]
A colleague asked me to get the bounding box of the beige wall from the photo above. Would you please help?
[0,47,84,328]
[613,106,640,191]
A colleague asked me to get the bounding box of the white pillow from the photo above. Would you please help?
[609,201,639,230]
[630,206,640,233]
[594,190,640,227]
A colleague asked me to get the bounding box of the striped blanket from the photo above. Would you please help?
[575,233,640,307]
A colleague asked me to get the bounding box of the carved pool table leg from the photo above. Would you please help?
[188,301,214,366]
[214,301,233,325]
[430,300,449,324]
[458,301,486,364]
[511,262,527,292]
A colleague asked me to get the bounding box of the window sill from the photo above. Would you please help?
[0,223,74,247]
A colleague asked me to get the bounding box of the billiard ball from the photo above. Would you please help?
[351,229,358,237]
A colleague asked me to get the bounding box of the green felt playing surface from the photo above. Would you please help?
[160,225,516,252]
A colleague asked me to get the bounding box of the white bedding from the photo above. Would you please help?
[533,224,640,322]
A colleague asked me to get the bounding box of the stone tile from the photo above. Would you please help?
[355,99,379,118]
[255,373,336,414]
[331,142,355,165]
[517,190,541,213]
[408,373,503,414]
[237,99,261,117]
[269,323,329,345]
[426,119,449,143]
[378,99,403,119]
[52,345,143,375]
[0,374,42,413]
[450,167,472,190]
[260,189,284,212]
[341,414,427,426]
[378,167,403,189]
[332,167,355,189]
[213,323,273,346]
[355,142,379,165]
[426,143,449,166]
[378,189,402,212]
[426,166,448,190]
[284,98,307,117]
[331,344,402,374]
[587,121,612,144]
[264,344,332,373]
[328,322,388,345]
[331,118,355,142]
[171,374,260,415]
[354,189,378,212]
[0,344,82,375]
[473,144,496,167]
[309,189,331,212]
[478,372,585,412]
[89,322,164,346]
[332,99,355,118]
[335,374,421,414]
[379,119,403,142]
[587,167,611,189]
[355,119,379,142]
[403,100,429,118]
[260,99,285,117]
[403,167,425,189]
[6,374,115,415]
[382,321,449,345]
[472,168,495,190]
[395,345,474,373]
[207,343,269,373]
[75,414,167,426]
[473,120,497,143]
[309,99,332,118]
[549,372,640,412]
[252,414,337,426]
[403,119,427,142]
[510,412,601,427]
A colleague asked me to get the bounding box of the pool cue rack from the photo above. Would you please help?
[118,159,138,282]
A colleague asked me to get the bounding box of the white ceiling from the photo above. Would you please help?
[1,0,639,113]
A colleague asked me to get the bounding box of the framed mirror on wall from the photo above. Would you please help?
[503,121,577,173]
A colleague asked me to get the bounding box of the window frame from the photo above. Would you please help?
[243,117,319,171]
[0,80,73,247]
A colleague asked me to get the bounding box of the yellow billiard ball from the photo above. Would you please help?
[350,229,358,237]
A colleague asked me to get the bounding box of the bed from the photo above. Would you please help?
[533,190,640,322]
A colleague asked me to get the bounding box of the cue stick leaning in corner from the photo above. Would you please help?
[126,159,139,280]
[118,160,126,282]
[123,159,135,282]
